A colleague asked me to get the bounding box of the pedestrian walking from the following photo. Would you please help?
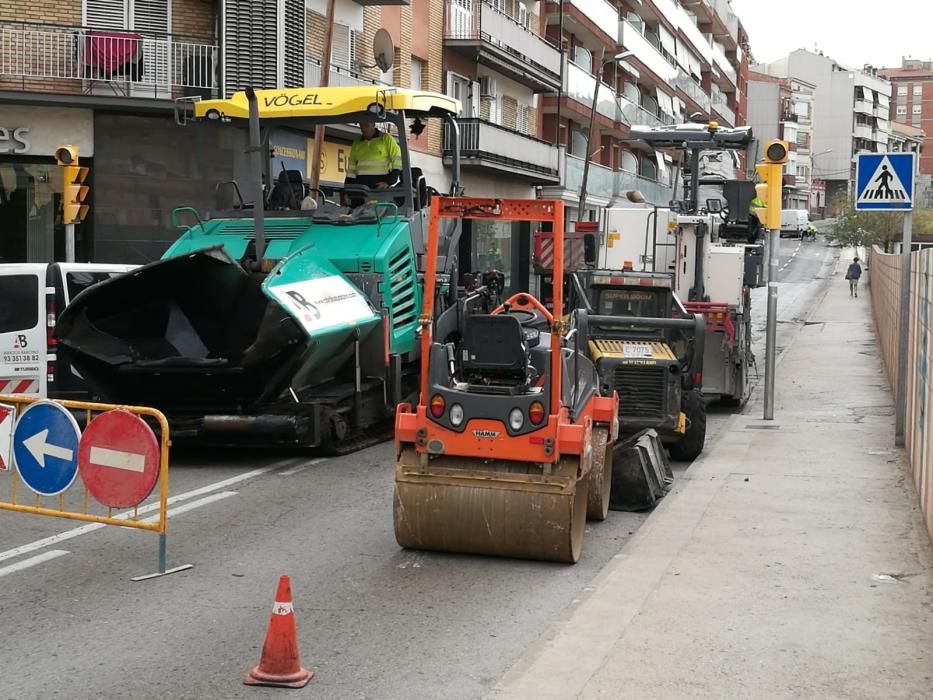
[845,257,863,297]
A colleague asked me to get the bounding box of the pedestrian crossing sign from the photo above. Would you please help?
[855,152,915,211]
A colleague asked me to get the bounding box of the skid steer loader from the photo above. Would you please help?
[393,197,618,564]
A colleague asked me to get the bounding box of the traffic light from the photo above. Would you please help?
[55,144,90,224]
[753,139,789,231]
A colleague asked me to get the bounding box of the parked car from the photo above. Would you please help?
[0,263,135,400]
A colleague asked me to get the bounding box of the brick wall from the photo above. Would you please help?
[173,0,215,39]
[0,1,84,95]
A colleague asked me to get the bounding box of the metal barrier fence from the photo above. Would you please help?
[869,246,933,544]
[0,396,187,580]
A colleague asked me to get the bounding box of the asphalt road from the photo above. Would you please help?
[0,236,840,699]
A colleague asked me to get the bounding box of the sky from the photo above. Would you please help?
[730,0,932,70]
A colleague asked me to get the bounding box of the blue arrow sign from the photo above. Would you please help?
[855,152,915,211]
[13,401,81,496]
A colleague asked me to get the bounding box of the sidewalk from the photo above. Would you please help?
[491,255,933,699]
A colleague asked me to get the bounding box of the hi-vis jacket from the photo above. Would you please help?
[346,130,402,181]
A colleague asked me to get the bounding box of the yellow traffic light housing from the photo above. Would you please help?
[54,144,79,166]
[56,144,90,224]
[63,165,90,224]
[753,139,789,230]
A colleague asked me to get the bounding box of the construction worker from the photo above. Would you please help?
[344,121,402,196]
[748,194,765,243]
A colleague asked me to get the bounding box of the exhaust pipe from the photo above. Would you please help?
[245,86,267,265]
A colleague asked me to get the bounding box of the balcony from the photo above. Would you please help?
[874,130,889,146]
[875,104,890,119]
[616,169,674,205]
[0,20,217,99]
[854,98,874,115]
[546,0,617,48]
[445,0,561,91]
[710,94,734,126]
[444,118,560,183]
[306,56,388,88]
[854,123,873,140]
[564,59,620,123]
[619,96,674,129]
[710,41,736,90]
[564,153,616,201]
[618,19,677,83]
[673,68,711,112]
[709,0,740,46]
[560,154,674,206]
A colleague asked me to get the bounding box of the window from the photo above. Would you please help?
[897,105,907,116]
[0,275,39,333]
[410,58,423,90]
[913,105,923,115]
[65,272,122,301]
[573,45,591,70]
[516,105,530,135]
[331,23,354,70]
[897,85,908,96]
[914,85,923,96]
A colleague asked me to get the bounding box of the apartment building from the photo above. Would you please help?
[754,49,893,211]
[532,0,748,225]
[879,59,933,209]
[745,71,815,211]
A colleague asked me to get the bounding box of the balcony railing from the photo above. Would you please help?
[444,118,559,176]
[564,154,674,206]
[306,56,388,88]
[0,20,216,98]
[565,59,619,122]
[445,0,561,77]
[854,123,873,140]
[567,0,619,38]
[709,0,739,43]
[711,41,736,86]
[711,95,734,125]
[619,96,674,128]
[854,98,874,115]
[673,69,711,111]
[618,20,677,82]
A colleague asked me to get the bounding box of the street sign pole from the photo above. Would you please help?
[764,227,779,420]
[895,208,913,446]
[65,222,75,263]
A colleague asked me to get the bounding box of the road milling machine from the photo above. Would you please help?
[393,197,620,564]
[602,122,757,407]
[55,85,466,451]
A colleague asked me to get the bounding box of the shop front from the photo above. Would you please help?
[0,106,93,263]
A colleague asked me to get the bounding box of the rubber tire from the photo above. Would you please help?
[585,426,612,521]
[669,389,707,462]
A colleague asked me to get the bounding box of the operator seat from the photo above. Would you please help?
[267,170,306,210]
[460,315,530,385]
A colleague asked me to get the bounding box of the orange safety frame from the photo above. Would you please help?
[418,197,566,420]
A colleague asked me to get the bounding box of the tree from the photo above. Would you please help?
[829,196,905,253]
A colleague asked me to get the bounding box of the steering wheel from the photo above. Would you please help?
[502,308,538,325]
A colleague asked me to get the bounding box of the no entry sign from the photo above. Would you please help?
[78,410,160,508]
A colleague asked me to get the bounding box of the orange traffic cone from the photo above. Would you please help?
[244,575,314,688]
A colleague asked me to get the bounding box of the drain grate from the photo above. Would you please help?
[744,424,782,430]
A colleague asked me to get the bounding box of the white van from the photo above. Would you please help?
[780,209,809,237]
[0,263,135,399]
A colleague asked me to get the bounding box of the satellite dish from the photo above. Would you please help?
[373,29,395,74]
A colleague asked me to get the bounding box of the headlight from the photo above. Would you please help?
[449,403,464,427]
[508,408,524,431]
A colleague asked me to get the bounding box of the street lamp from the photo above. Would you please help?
[577,50,634,220]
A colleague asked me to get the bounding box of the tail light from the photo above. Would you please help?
[46,287,56,385]
[430,394,445,418]
[528,401,545,425]
[692,372,702,386]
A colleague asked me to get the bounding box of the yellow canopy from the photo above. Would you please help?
[193,86,461,121]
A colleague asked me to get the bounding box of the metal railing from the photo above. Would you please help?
[0,20,216,98]
[619,96,674,128]
[445,0,561,76]
[443,118,560,175]
[564,154,674,206]
[673,69,711,111]
[305,56,388,88]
